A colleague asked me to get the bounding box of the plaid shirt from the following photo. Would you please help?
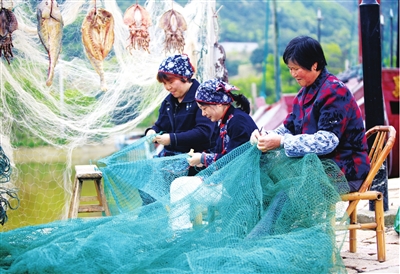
[282,68,370,182]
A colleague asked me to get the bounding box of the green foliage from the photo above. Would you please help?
[137,107,159,129]
[230,76,262,100]
[225,59,241,77]
[250,48,265,69]
[57,89,98,116]
[322,42,343,75]
[218,0,398,69]
[62,14,86,61]
[5,78,98,147]
[264,54,277,100]
[11,125,50,148]
[219,1,266,42]
[219,0,400,105]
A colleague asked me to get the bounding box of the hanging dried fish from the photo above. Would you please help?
[123,3,151,53]
[159,9,187,54]
[81,7,114,91]
[214,42,228,83]
[0,4,17,64]
[37,0,63,87]
[212,7,228,82]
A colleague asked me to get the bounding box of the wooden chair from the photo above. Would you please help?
[337,125,396,262]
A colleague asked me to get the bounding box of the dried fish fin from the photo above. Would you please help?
[86,49,106,91]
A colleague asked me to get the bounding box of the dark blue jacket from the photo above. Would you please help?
[149,79,217,155]
[203,105,258,166]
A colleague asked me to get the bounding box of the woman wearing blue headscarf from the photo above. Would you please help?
[145,54,217,163]
[170,78,258,230]
[142,55,218,205]
[188,78,258,167]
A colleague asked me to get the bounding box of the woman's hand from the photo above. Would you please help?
[250,129,261,145]
[146,129,156,136]
[154,134,171,146]
[257,134,282,153]
[146,129,157,143]
[187,150,203,167]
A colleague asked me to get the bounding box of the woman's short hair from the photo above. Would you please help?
[282,36,327,71]
[156,72,192,83]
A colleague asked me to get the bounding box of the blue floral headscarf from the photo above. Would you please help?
[195,78,239,105]
[158,54,195,78]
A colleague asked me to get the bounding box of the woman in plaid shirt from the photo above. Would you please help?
[251,36,370,192]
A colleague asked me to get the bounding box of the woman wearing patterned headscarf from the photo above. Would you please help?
[169,78,257,230]
[141,55,218,205]
[145,54,217,164]
[187,78,258,168]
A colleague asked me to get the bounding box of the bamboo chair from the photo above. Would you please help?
[337,125,396,262]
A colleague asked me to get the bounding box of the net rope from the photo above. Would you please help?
[1,136,350,273]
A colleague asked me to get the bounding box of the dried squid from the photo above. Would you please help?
[214,42,228,83]
[0,6,17,65]
[159,9,187,54]
[123,3,151,53]
[37,0,63,87]
[81,7,114,92]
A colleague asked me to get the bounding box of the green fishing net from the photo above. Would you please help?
[0,136,350,273]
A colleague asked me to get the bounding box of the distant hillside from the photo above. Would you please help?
[216,0,398,68]
[217,0,358,61]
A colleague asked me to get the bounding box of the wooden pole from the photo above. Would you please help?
[359,0,388,211]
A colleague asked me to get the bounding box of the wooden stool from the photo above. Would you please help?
[68,165,111,218]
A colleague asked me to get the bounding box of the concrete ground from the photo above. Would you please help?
[339,177,399,274]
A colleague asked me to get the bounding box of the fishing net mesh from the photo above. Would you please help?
[1,136,350,273]
[0,0,216,230]
[0,0,351,272]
